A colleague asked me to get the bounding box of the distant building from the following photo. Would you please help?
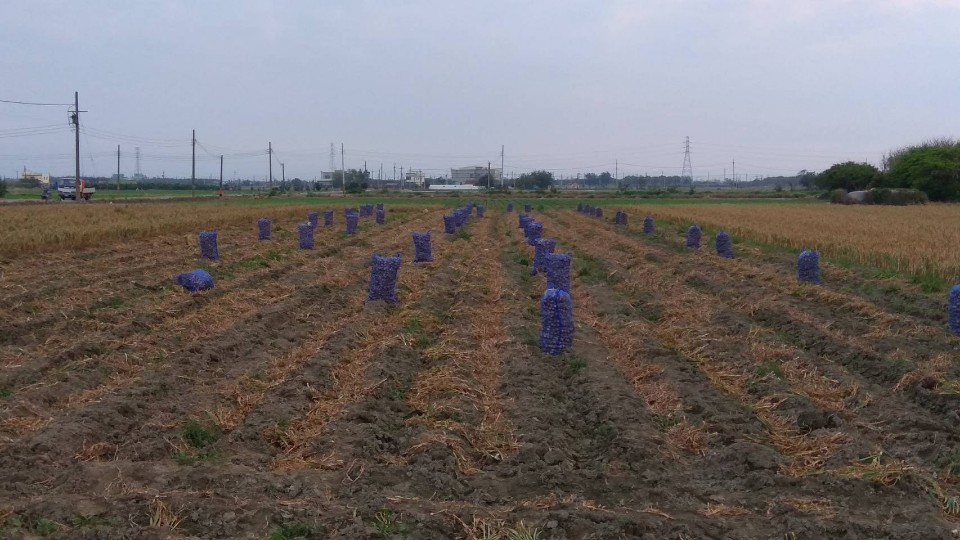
[450,166,501,186]
[404,169,425,188]
[21,167,50,186]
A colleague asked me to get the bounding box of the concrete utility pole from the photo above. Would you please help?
[281,162,285,188]
[379,163,382,189]
[219,155,224,197]
[340,143,345,195]
[487,161,492,189]
[400,167,404,191]
[71,92,86,187]
[268,142,273,189]
[116,145,120,191]
[191,129,196,197]
[501,145,505,188]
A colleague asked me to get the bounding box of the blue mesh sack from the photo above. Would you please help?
[368,253,402,304]
[175,269,214,292]
[524,204,532,213]
[532,238,557,276]
[346,213,359,235]
[376,208,386,225]
[507,202,513,213]
[687,224,702,249]
[643,216,655,235]
[519,213,531,230]
[949,285,960,336]
[526,222,543,246]
[594,207,603,218]
[308,211,319,228]
[715,230,733,258]
[199,230,219,261]
[545,252,571,293]
[412,231,433,262]
[443,215,456,234]
[376,202,384,211]
[257,218,271,241]
[323,210,334,227]
[539,288,574,356]
[798,249,821,284]
[298,223,315,249]
[615,211,628,226]
[476,205,485,218]
[345,207,357,218]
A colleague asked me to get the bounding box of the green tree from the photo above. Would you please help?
[884,139,960,201]
[331,169,370,189]
[516,170,554,190]
[815,162,880,191]
[797,169,816,189]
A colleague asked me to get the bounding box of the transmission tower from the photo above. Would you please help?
[135,147,142,179]
[680,136,693,185]
[329,143,336,173]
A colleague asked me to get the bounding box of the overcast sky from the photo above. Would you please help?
[2,0,958,182]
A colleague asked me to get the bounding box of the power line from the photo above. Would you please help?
[0,98,74,106]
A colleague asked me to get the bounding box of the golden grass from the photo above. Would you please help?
[0,201,432,258]
[627,202,960,279]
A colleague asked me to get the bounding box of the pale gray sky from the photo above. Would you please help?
[2,0,958,181]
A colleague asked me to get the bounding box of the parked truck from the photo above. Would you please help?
[56,178,95,201]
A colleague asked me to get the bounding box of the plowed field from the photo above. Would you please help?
[2,200,959,539]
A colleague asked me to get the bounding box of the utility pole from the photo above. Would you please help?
[393,164,396,183]
[268,142,273,189]
[501,144,505,188]
[615,160,619,184]
[487,161,492,189]
[191,129,196,198]
[400,167,404,191]
[116,145,120,191]
[281,162,285,188]
[732,159,735,186]
[379,163,382,190]
[71,91,85,187]
[219,155,223,197]
[340,143,345,195]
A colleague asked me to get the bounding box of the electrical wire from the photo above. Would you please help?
[0,98,73,106]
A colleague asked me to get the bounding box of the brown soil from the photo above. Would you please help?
[1,204,957,539]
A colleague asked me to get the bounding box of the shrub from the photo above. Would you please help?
[816,162,881,191]
[884,139,960,201]
[864,188,928,205]
[829,189,848,204]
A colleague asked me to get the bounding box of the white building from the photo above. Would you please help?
[22,168,50,186]
[450,166,501,186]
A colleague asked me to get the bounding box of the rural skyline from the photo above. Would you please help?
[2,0,958,181]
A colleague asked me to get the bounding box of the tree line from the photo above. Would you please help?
[816,139,960,201]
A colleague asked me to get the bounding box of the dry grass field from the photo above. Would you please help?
[631,202,960,280]
[1,198,960,538]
